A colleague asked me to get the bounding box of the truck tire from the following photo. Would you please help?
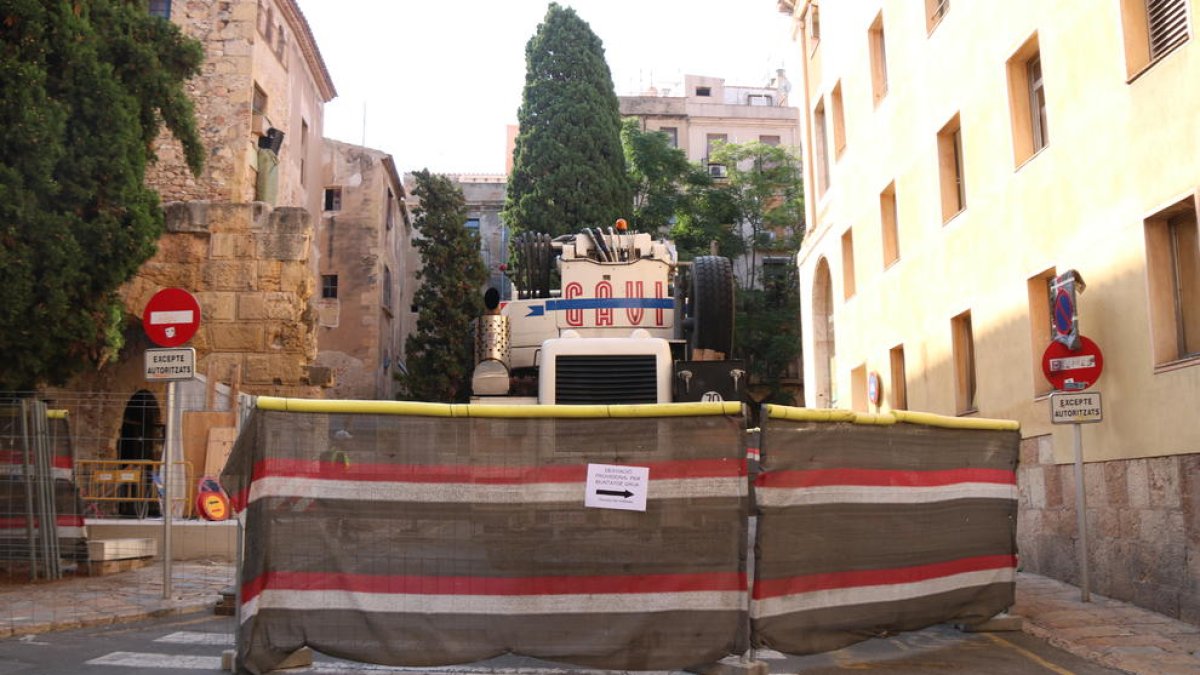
[691,256,734,356]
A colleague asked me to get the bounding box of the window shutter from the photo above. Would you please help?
[1148,0,1189,59]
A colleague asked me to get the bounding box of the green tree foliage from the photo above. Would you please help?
[399,170,488,403]
[503,3,630,237]
[621,118,697,232]
[0,0,204,390]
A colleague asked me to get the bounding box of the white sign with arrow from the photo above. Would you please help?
[585,463,649,512]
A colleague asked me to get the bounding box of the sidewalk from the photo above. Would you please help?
[1013,571,1200,674]
[0,560,232,639]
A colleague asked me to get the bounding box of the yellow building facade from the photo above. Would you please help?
[780,0,1200,622]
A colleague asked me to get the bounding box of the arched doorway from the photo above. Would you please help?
[811,258,835,408]
[117,390,163,517]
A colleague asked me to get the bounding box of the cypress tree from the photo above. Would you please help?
[399,170,487,403]
[503,3,630,237]
[0,0,204,390]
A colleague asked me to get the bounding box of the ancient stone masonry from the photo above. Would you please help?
[1017,434,1200,625]
[144,0,257,203]
[123,201,321,396]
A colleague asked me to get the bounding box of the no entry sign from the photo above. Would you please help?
[142,288,201,348]
[1042,335,1103,392]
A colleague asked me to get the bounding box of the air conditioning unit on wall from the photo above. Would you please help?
[708,163,728,179]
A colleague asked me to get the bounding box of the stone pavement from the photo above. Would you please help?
[2,564,1199,674]
[1013,571,1200,674]
[0,560,233,639]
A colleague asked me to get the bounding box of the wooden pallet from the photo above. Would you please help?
[79,555,154,577]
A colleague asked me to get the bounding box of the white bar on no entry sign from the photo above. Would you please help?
[149,310,194,325]
[1049,355,1095,372]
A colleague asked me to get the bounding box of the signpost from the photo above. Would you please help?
[142,288,201,599]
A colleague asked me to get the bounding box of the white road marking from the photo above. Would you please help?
[154,631,234,646]
[86,651,223,669]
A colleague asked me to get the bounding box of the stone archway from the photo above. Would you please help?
[811,258,835,408]
[117,390,163,517]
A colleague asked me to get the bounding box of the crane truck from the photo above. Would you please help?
[471,220,745,405]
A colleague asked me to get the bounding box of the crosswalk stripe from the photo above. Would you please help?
[85,651,223,669]
[155,631,235,646]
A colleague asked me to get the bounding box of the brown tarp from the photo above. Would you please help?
[222,407,749,675]
[751,415,1020,654]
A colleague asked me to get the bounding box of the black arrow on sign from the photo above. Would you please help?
[596,489,633,499]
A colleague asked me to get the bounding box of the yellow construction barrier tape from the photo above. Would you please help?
[256,396,741,419]
[765,404,1018,431]
[46,409,69,420]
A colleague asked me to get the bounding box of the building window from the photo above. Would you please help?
[265,6,274,43]
[321,274,338,300]
[813,99,830,195]
[831,81,846,157]
[747,94,773,106]
[1027,267,1057,397]
[937,114,965,222]
[148,0,171,19]
[705,133,727,162]
[252,84,268,117]
[386,188,395,230]
[660,127,678,148]
[806,3,820,46]
[299,120,308,184]
[256,0,268,35]
[324,187,342,212]
[880,181,899,267]
[952,310,977,414]
[1144,196,1200,366]
[889,344,907,410]
[850,363,868,412]
[841,228,856,301]
[759,135,781,146]
[1007,35,1048,166]
[1121,0,1190,78]
[926,0,949,34]
[465,218,481,239]
[869,12,888,103]
[695,86,712,97]
[276,25,287,60]
[383,266,393,311]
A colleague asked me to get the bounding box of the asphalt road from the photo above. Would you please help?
[0,611,1121,674]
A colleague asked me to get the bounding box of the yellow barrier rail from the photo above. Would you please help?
[764,404,1020,431]
[256,396,743,419]
[76,460,195,519]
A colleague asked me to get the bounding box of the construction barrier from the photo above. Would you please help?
[222,397,750,675]
[751,406,1021,655]
[0,402,88,578]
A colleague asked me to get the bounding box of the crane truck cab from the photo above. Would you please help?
[471,221,745,405]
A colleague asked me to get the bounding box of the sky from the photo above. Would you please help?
[295,0,799,175]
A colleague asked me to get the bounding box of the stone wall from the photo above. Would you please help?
[1017,434,1200,624]
[144,0,256,203]
[123,200,323,396]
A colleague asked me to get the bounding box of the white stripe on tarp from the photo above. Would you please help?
[154,631,234,646]
[0,526,86,539]
[750,567,1015,619]
[241,589,743,624]
[308,664,676,674]
[0,466,73,481]
[248,476,745,505]
[86,651,222,669]
[150,310,194,325]
[756,482,1017,507]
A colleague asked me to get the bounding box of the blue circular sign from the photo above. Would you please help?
[1053,288,1074,337]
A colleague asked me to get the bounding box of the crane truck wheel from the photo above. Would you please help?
[690,255,734,356]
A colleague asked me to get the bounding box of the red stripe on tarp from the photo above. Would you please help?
[755,467,1015,489]
[0,451,73,470]
[250,457,746,485]
[0,515,85,529]
[752,554,1016,600]
[242,570,747,605]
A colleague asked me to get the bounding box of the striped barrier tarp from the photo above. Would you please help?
[751,406,1020,655]
[222,398,749,675]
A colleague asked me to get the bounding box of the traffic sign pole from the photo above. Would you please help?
[1072,422,1090,602]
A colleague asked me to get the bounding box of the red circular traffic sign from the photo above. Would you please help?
[1042,335,1103,392]
[142,288,201,347]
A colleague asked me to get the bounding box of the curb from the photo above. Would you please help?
[1021,620,1136,674]
[3,600,217,640]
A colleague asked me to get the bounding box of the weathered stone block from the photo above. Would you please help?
[256,233,310,261]
[197,291,237,322]
[305,366,334,387]
[1022,467,1046,509]
[269,207,311,234]
[266,323,307,352]
[1036,435,1054,465]
[1045,464,1064,508]
[244,354,304,385]
[1084,462,1105,504]
[209,323,263,351]
[1019,437,1040,467]
[209,233,255,259]
[1128,460,1150,509]
[279,263,313,295]
[156,233,210,263]
[1104,461,1129,507]
[203,261,258,291]
[1147,457,1182,508]
[164,201,211,233]
[237,293,267,321]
